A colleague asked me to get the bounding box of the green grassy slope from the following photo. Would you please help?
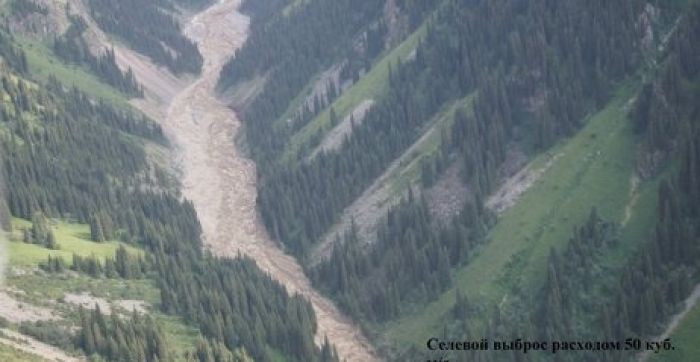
[384,81,663,345]
[8,218,142,267]
[18,39,129,107]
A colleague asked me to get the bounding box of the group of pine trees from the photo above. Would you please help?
[52,15,142,96]
[41,246,150,279]
[22,212,57,249]
[192,338,252,362]
[0,30,28,73]
[87,0,205,74]
[312,190,490,322]
[9,0,48,19]
[632,0,700,177]
[77,306,169,361]
[158,255,338,362]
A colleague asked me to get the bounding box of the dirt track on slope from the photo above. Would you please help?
[137,1,377,360]
[486,152,562,215]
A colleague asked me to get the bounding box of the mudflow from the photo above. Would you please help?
[122,0,378,360]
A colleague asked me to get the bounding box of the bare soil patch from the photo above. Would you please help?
[486,152,562,215]
[63,293,149,315]
[312,110,447,263]
[310,99,375,158]
[425,161,469,226]
[62,293,111,314]
[0,289,57,324]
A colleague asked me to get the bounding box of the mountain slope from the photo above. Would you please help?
[0,1,343,361]
[217,0,700,360]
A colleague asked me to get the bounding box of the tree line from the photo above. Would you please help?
[53,15,143,97]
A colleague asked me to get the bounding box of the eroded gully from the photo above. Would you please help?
[149,1,378,360]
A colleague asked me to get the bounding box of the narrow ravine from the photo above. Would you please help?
[153,1,378,360]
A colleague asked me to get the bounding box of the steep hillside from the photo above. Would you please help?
[0,2,341,361]
[218,0,700,360]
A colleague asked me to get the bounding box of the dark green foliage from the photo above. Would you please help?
[0,30,28,73]
[112,245,147,279]
[50,247,151,279]
[39,254,68,273]
[0,177,11,231]
[88,211,115,242]
[9,0,48,19]
[193,338,252,362]
[632,3,700,175]
[536,211,619,340]
[77,306,169,362]
[313,191,490,322]
[87,0,203,74]
[39,250,153,279]
[89,214,106,242]
[21,213,58,249]
[71,254,104,278]
[158,254,332,362]
[53,16,143,97]
[424,0,644,151]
